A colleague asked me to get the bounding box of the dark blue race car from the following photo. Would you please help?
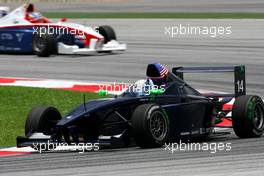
[17,64,264,150]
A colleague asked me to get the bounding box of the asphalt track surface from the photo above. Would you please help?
[0,133,264,175]
[3,0,264,12]
[0,19,264,175]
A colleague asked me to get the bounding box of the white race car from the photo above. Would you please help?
[0,4,126,57]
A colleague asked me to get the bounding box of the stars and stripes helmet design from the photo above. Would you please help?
[146,63,169,79]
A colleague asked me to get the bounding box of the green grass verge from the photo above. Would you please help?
[43,12,264,19]
[0,86,101,147]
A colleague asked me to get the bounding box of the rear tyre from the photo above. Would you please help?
[25,106,62,136]
[131,104,169,148]
[32,33,56,57]
[232,95,264,138]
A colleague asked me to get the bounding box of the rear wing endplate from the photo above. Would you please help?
[172,66,246,97]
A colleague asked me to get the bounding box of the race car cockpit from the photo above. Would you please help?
[121,63,201,97]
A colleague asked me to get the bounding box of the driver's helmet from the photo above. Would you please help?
[26,3,34,13]
[133,79,154,96]
[146,63,169,86]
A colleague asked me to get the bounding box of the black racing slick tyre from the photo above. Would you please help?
[32,33,56,57]
[25,106,62,136]
[232,95,264,138]
[131,104,169,148]
[98,25,116,44]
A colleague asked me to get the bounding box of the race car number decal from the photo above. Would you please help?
[236,80,244,93]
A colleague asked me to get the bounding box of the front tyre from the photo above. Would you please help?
[131,104,169,148]
[98,25,116,44]
[232,95,264,138]
[25,106,62,136]
[97,25,117,53]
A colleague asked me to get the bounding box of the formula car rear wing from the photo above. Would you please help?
[172,65,246,97]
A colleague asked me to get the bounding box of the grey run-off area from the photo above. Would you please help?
[0,133,264,175]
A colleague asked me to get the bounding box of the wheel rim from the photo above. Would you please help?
[253,103,264,130]
[34,37,45,52]
[150,111,167,141]
[43,118,58,135]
